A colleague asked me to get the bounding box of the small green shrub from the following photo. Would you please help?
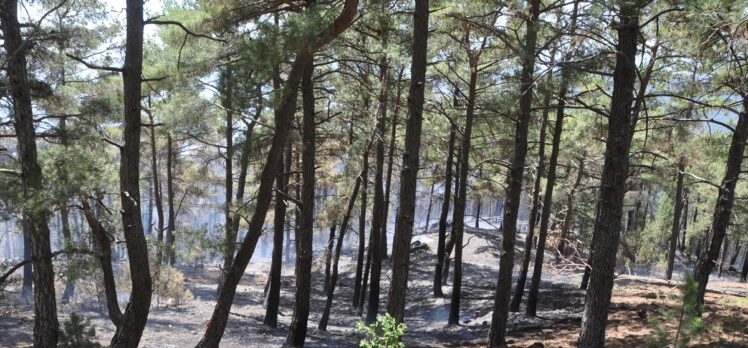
[59,313,102,348]
[644,272,706,348]
[356,313,406,348]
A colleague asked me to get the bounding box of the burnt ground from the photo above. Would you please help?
[1,226,747,347]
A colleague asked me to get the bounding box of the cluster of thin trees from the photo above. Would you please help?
[2,0,748,348]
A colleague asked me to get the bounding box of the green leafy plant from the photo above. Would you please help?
[59,313,102,348]
[356,313,406,348]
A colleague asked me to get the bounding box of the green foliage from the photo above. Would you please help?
[58,313,102,348]
[637,194,673,263]
[356,313,406,348]
[644,273,706,348]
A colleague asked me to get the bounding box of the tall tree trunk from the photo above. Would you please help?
[474,197,481,229]
[557,153,585,258]
[488,0,541,345]
[666,157,686,280]
[59,118,76,304]
[694,108,748,304]
[384,0,429,324]
[318,144,372,331]
[741,246,748,281]
[264,142,291,328]
[108,1,154,345]
[442,147,461,285]
[149,115,165,266]
[510,87,549,313]
[434,123,456,297]
[1,0,59,345]
[287,55,316,347]
[22,225,32,301]
[578,1,640,346]
[352,151,370,307]
[221,66,235,287]
[166,133,176,265]
[449,52,478,326]
[381,68,404,260]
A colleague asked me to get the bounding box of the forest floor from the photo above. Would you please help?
[1,226,747,347]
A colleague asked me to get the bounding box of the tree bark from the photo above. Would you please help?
[510,87,549,313]
[577,1,640,346]
[385,0,430,324]
[287,55,316,347]
[165,133,176,265]
[381,68,404,260]
[449,52,478,326]
[80,194,124,327]
[149,115,165,266]
[318,144,371,331]
[693,108,748,303]
[324,223,336,294]
[434,123,456,297]
[666,157,686,280]
[488,0,541,345]
[557,153,585,258]
[352,150,370,307]
[1,0,59,345]
[264,142,291,328]
[221,66,235,286]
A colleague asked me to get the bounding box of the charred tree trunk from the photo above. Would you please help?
[1,0,59,345]
[166,133,176,265]
[318,144,371,331]
[109,1,154,345]
[287,55,316,347]
[385,0,429,324]
[666,157,686,280]
[741,247,748,281]
[264,142,291,328]
[149,115,165,266]
[434,124,456,297]
[488,0,541,345]
[510,87,549,313]
[220,66,235,287]
[449,52,478,326]
[425,182,435,231]
[578,1,640,346]
[381,69,403,260]
[324,223,336,294]
[352,151,370,307]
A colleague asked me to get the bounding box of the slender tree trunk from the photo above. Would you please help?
[381,68,404,260]
[718,237,728,278]
[434,124,456,297]
[385,0,429,324]
[442,148,461,285]
[666,157,686,280]
[324,223,336,294]
[449,53,478,326]
[80,194,124,326]
[1,1,59,345]
[474,197,481,229]
[680,190,689,253]
[264,142,291,328]
[425,182,435,231]
[488,0,541,345]
[149,115,165,266]
[510,87,549,313]
[557,154,585,258]
[318,144,371,331]
[221,66,235,287]
[166,133,177,265]
[287,56,316,347]
[729,243,741,267]
[352,151,370,307]
[741,247,748,281]
[22,225,32,301]
[577,2,640,346]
